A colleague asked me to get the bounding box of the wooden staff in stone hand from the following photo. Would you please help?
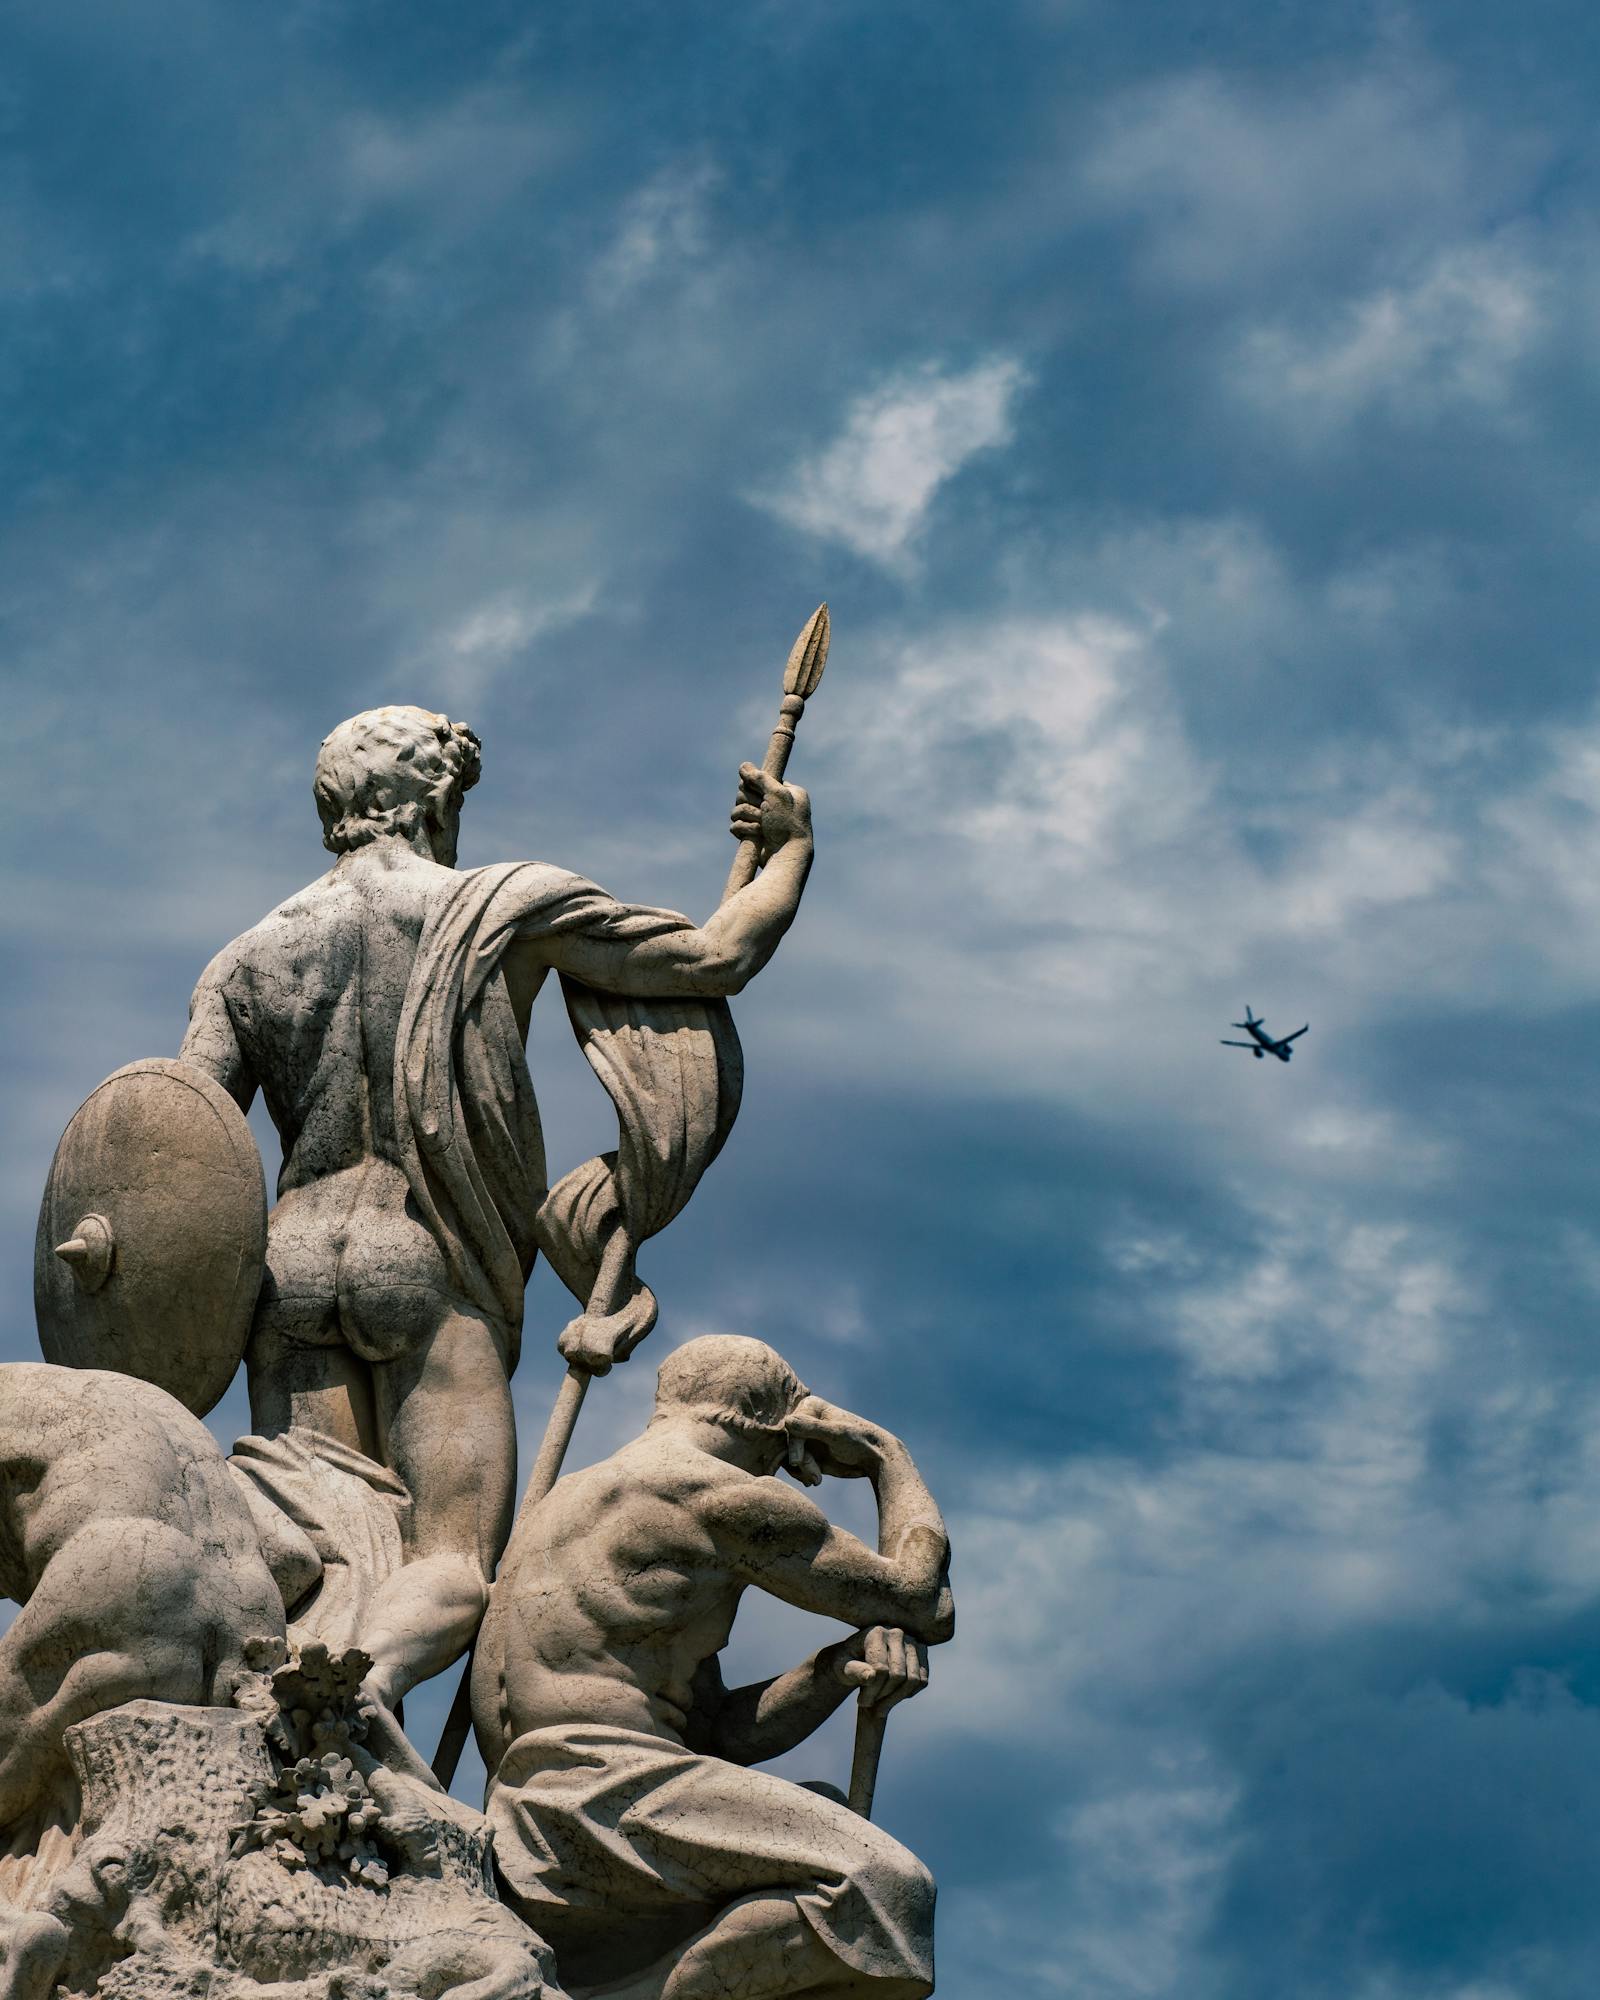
[729,607,922,1821]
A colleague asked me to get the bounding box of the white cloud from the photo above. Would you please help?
[749,357,1028,569]
[184,82,572,274]
[940,1761,1237,2000]
[928,1201,1582,1765]
[775,510,1600,1110]
[790,570,1468,1121]
[429,581,599,707]
[587,161,721,308]
[1079,67,1485,294]
[1239,240,1546,427]
[1050,1773,1238,2000]
[1278,798,1458,935]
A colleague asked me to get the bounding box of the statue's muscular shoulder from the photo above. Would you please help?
[555,1439,742,1575]
[606,1440,784,1581]
[200,854,447,1014]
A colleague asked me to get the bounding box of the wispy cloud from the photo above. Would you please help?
[11,10,1600,1994]
[750,357,1028,569]
[587,160,722,308]
[1239,239,1546,427]
[428,581,600,707]
[1078,64,1506,294]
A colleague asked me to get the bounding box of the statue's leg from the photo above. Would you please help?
[0,1906,70,2000]
[245,1321,379,1459]
[362,1305,517,1708]
[0,1521,209,1829]
[578,1893,929,2000]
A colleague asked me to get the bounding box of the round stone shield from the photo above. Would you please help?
[34,1058,267,1417]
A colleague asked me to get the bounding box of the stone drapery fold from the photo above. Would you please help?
[393,862,742,1358]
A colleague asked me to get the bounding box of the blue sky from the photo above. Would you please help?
[8,2,1600,1994]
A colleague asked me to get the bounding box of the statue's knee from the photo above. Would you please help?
[861,1835,935,1933]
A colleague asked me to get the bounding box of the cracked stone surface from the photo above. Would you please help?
[4,701,952,1999]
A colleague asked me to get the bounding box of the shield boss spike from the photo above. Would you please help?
[34,1058,267,1417]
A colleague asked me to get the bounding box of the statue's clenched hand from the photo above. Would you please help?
[730,763,811,857]
[834,1627,930,1711]
[783,1395,888,1485]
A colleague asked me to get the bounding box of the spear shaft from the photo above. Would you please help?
[523,606,830,1516]
[431,607,832,1788]
[848,1702,890,1818]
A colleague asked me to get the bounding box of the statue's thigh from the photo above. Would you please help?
[372,1307,517,1565]
[2,1520,209,1729]
[246,1322,378,1459]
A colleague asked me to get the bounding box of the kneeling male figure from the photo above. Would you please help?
[473,1335,954,2000]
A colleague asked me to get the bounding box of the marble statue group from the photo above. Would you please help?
[2,620,956,2000]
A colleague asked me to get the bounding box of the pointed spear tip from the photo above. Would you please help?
[784,602,833,698]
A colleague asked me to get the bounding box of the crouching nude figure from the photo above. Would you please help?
[472,1335,954,2000]
[0,1362,286,1998]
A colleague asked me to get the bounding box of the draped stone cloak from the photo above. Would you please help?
[391,862,743,1366]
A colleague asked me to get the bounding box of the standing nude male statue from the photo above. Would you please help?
[179,706,813,1713]
[472,1334,954,2000]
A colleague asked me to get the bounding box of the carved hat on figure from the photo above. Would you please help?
[313,704,481,857]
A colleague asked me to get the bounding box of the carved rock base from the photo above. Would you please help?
[5,1697,557,1999]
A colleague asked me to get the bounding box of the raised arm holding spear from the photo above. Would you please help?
[528,602,832,1502]
[431,606,832,1787]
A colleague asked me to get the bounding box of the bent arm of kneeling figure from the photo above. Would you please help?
[685,1647,850,1767]
[688,1628,932,1768]
[698,1477,953,1648]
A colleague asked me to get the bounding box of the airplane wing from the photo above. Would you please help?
[1220,1040,1255,1049]
[1283,1025,1309,1042]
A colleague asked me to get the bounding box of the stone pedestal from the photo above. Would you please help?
[9,1673,557,2000]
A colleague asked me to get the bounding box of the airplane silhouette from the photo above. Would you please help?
[1221,1007,1308,1063]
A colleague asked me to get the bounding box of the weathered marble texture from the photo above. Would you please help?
[8,1673,556,1999]
[9,672,959,2000]
[34,1059,266,1418]
[0,1363,286,1858]
[229,1427,411,1656]
[474,1335,953,2000]
[0,1366,565,1999]
[175,704,814,1718]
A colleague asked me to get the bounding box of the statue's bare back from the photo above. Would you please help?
[191,846,472,1367]
[473,1336,953,2000]
[478,1434,758,1749]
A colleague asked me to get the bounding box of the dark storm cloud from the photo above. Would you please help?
[7,4,1600,1995]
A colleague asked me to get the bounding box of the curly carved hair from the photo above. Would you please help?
[313,706,482,855]
[653,1335,808,1442]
